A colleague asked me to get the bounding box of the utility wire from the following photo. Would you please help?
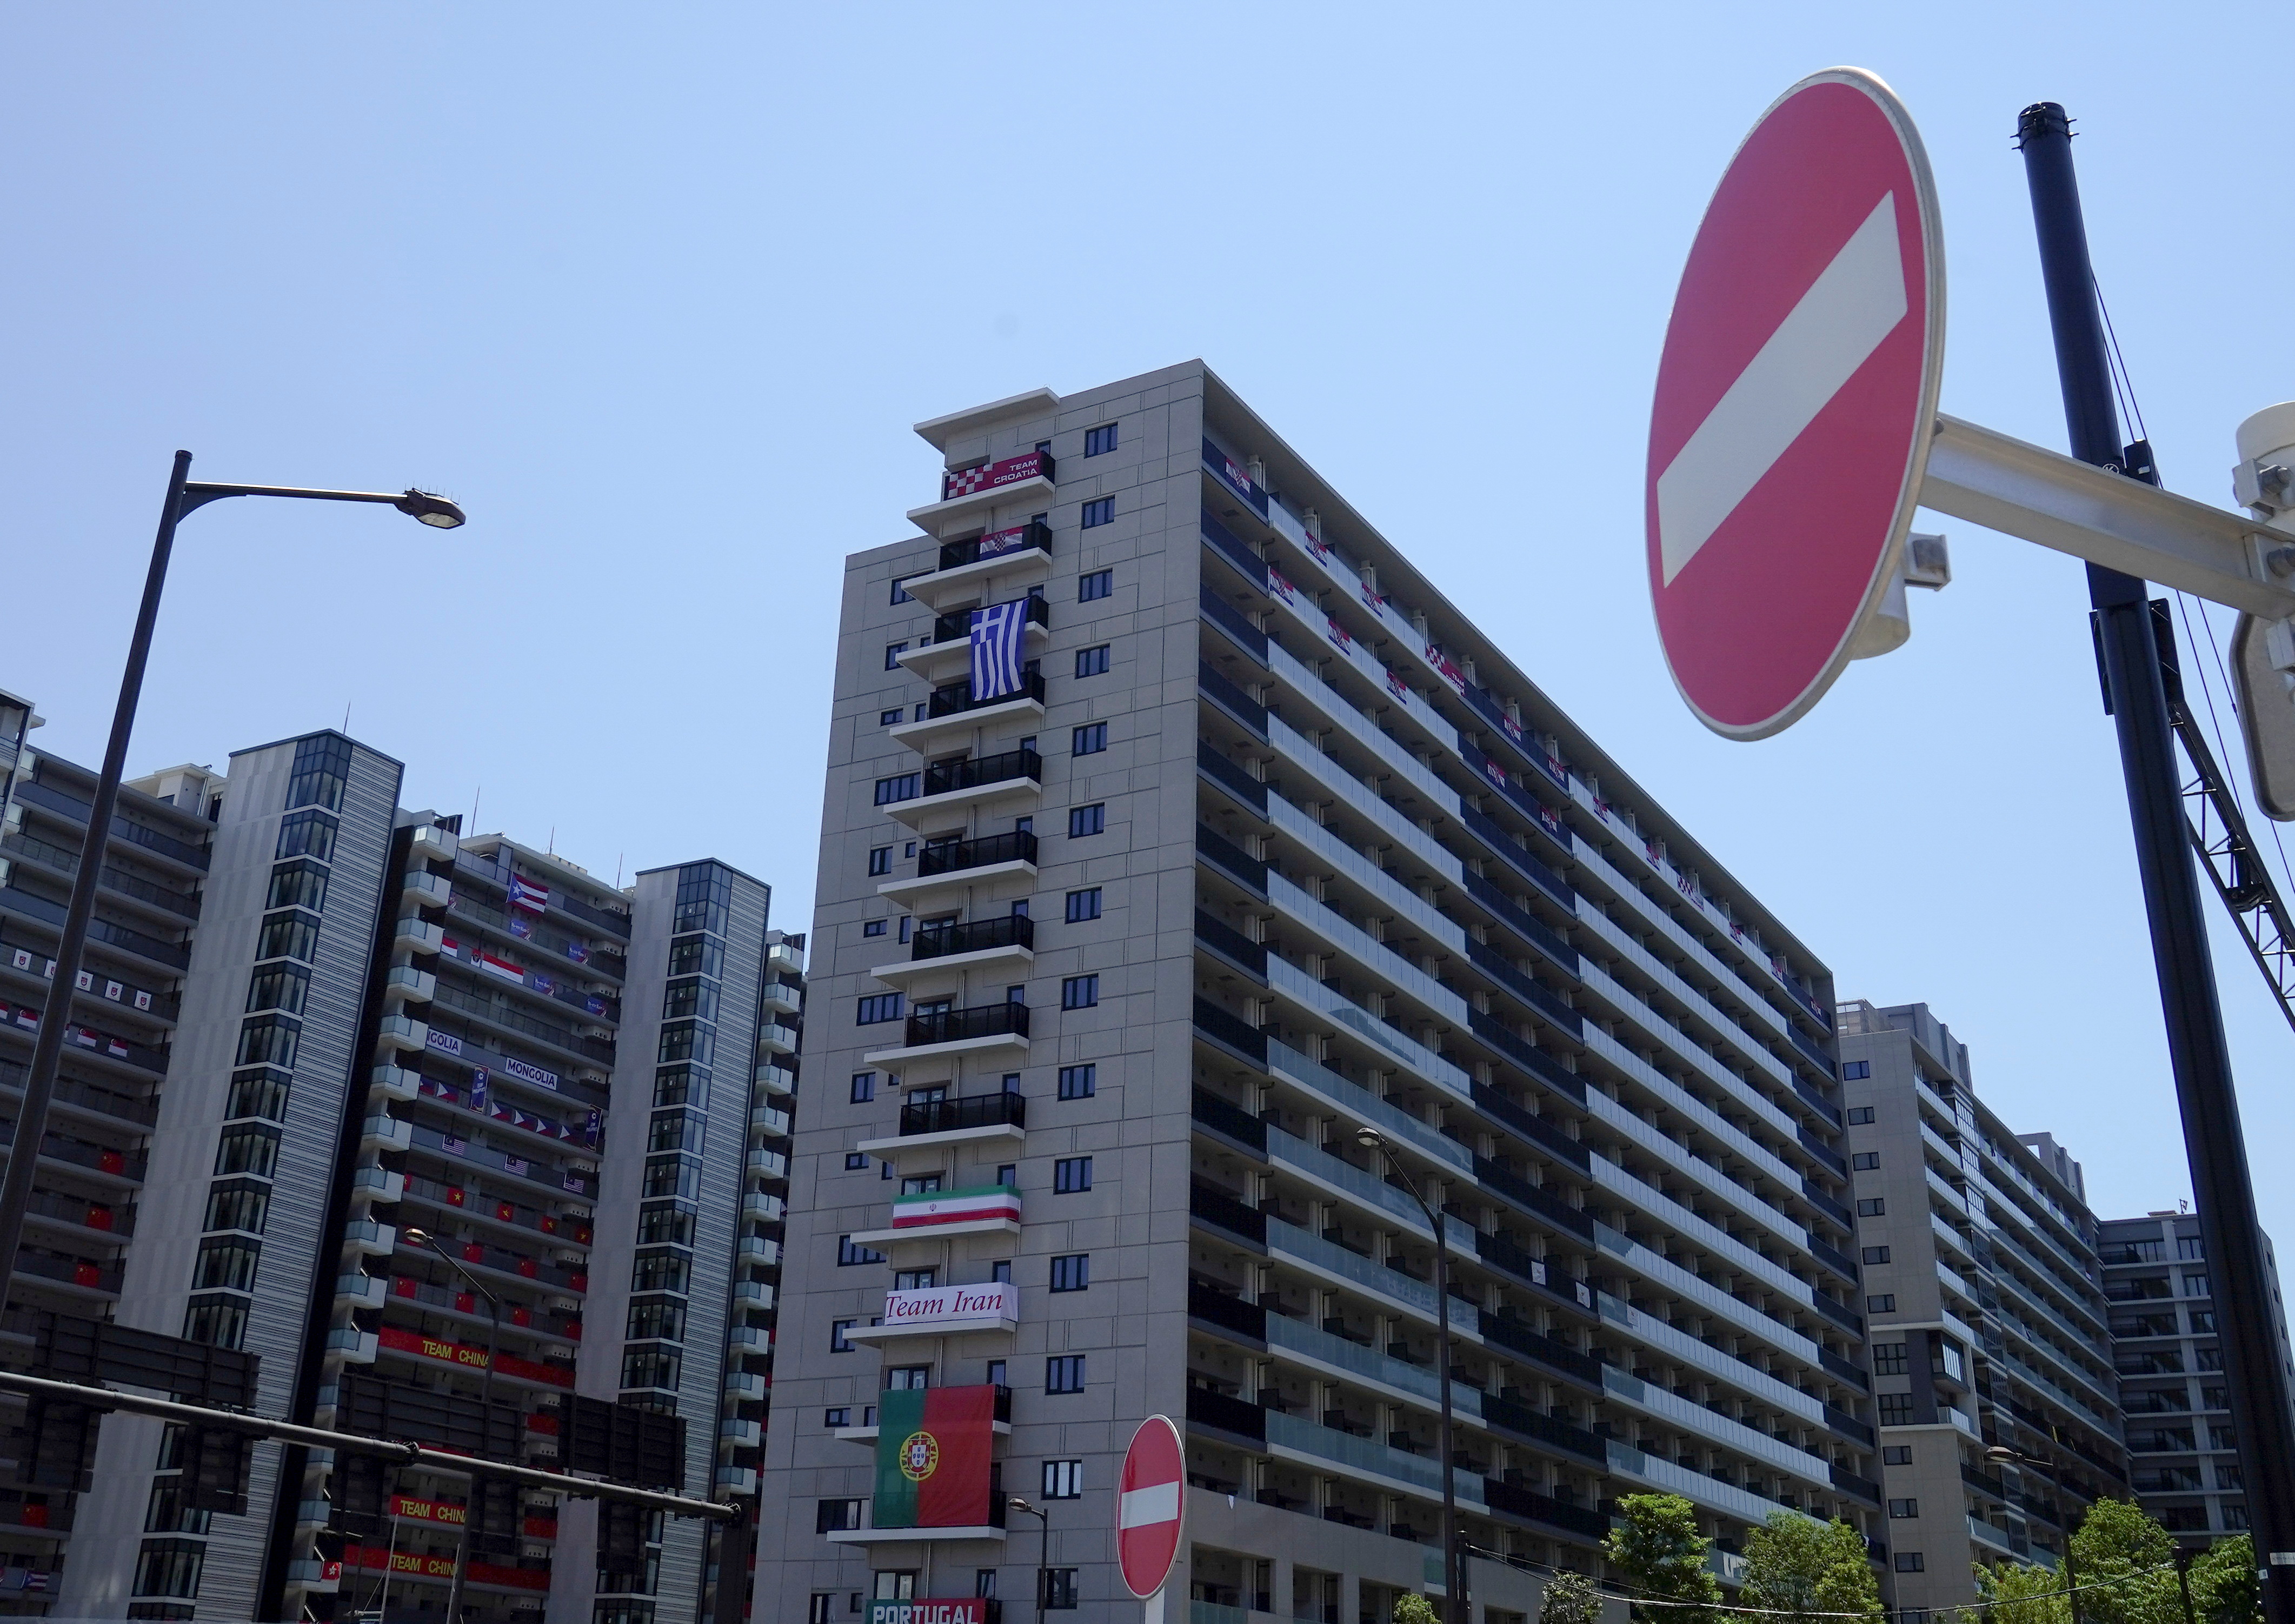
[2093,274,2147,445]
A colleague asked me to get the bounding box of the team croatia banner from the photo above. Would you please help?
[873,1384,998,1529]
[967,600,1028,701]
[889,1186,1021,1229]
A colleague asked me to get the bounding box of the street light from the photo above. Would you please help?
[1008,1495,1049,1624]
[402,1227,503,1624]
[0,451,467,1320]
[1356,1127,1462,1624]
[1987,1446,2080,1620]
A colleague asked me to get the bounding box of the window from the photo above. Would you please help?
[900,915,913,943]
[191,1237,260,1292]
[997,1164,1017,1187]
[285,733,352,811]
[1046,1355,1086,1394]
[1059,1064,1096,1100]
[235,1013,300,1069]
[1852,1152,1880,1170]
[183,1294,248,1349]
[977,1570,1000,1599]
[626,1298,685,1341]
[1857,1198,1885,1216]
[1043,1459,1084,1499]
[1062,976,1099,1009]
[265,857,329,912]
[1081,498,1114,529]
[1072,722,1107,756]
[133,1539,206,1600]
[1842,1061,1872,1080]
[1066,888,1102,923]
[224,1067,289,1122]
[824,1407,852,1429]
[630,1250,690,1293]
[275,808,338,862]
[863,919,888,939]
[637,1205,694,1246]
[1001,1071,1022,1093]
[2191,1310,2218,1333]
[830,1319,856,1353]
[203,1179,270,1235]
[1889,1499,1920,1519]
[255,909,320,963]
[894,1269,937,1290]
[1882,1445,1913,1466]
[840,1235,887,1266]
[668,935,724,978]
[881,709,904,726]
[1878,1394,1914,1426]
[901,1174,943,1195]
[1847,1106,1875,1124]
[1894,1553,1925,1574]
[2179,1235,2207,1260]
[887,1366,930,1390]
[886,642,909,669]
[1006,984,1027,1004]
[815,1499,864,1533]
[852,1071,877,1102]
[1079,569,1113,601]
[1055,1156,1094,1193]
[892,574,920,605]
[990,1262,1013,1284]
[1069,803,1105,837]
[214,1123,281,1178]
[868,846,892,876]
[1043,1569,1080,1609]
[1873,1342,1909,1376]
[1050,1254,1089,1293]
[1074,643,1110,678]
[651,1067,706,1109]
[986,1357,1008,1385]
[846,1153,869,1170]
[1085,424,1118,457]
[875,774,920,806]
[1862,1246,1892,1264]
[1867,1293,1897,1312]
[2187,1273,2211,1296]
[857,994,905,1025]
[244,964,310,1016]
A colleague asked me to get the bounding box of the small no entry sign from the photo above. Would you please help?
[1646,68,1945,738]
[1116,1415,1184,1599]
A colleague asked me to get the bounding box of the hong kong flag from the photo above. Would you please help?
[872,1385,997,1529]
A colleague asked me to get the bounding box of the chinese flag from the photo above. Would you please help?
[873,1385,996,1529]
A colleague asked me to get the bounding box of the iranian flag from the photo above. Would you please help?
[889,1186,1020,1229]
[873,1385,997,1529]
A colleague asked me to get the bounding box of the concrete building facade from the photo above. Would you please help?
[1837,1000,2126,1618]
[758,364,1875,1624]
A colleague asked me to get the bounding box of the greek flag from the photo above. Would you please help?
[968,598,1027,700]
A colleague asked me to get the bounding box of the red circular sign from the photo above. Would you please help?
[1645,68,1944,739]
[1115,1415,1185,1598]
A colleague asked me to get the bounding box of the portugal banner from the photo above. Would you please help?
[873,1385,997,1529]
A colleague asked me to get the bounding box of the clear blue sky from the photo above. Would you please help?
[5,4,2289,1242]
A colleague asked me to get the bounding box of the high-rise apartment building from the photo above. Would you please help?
[2098,1209,2294,1543]
[1836,1001,2126,1616]
[0,703,798,1624]
[760,364,1874,1624]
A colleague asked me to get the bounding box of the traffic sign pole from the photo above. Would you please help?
[2017,101,2295,1620]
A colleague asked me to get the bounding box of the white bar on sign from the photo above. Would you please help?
[1118,1481,1180,1529]
[1657,192,1908,585]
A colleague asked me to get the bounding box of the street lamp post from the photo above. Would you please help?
[1008,1495,1049,1624]
[0,452,463,1321]
[403,1227,503,1624]
[1356,1128,1461,1624]
[1987,1446,2079,1622]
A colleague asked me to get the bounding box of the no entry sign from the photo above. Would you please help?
[1116,1415,1184,1599]
[1646,68,1945,738]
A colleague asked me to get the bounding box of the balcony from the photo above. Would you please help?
[403,871,452,908]
[892,672,1048,751]
[767,939,806,976]
[746,1148,788,1180]
[755,1020,800,1057]
[719,1417,762,1449]
[737,1236,781,1267]
[897,595,1052,682]
[361,1114,413,1152]
[860,1091,1027,1156]
[352,1165,406,1203]
[741,1192,786,1223]
[395,916,445,954]
[760,981,802,1017]
[410,824,459,863]
[754,1063,796,1097]
[876,914,1035,986]
[327,1328,379,1365]
[344,1220,397,1256]
[880,829,1039,909]
[883,747,1042,827]
[724,1370,767,1400]
[866,1000,1030,1067]
[750,1103,791,1136]
[715,1466,759,1497]
[733,1281,775,1313]
[384,967,437,1004]
[376,1013,428,1053]
[370,1063,422,1102]
[337,1274,388,1309]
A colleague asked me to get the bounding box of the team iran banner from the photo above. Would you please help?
[873,1385,997,1528]
[889,1186,1021,1229]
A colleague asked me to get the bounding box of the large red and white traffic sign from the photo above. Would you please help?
[1646,68,1945,738]
[1116,1415,1184,1599]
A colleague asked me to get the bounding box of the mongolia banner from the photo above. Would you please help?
[873,1384,997,1529]
[967,600,1028,701]
[889,1186,1021,1229]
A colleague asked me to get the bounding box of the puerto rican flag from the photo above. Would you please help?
[968,599,1028,701]
[509,875,550,914]
[476,949,525,982]
[890,1187,1022,1228]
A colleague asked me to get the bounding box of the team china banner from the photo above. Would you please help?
[872,1384,997,1529]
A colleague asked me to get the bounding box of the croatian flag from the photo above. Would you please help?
[509,875,550,914]
[968,599,1027,701]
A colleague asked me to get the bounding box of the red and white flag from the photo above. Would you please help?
[476,950,525,982]
[509,876,550,914]
[890,1187,1022,1229]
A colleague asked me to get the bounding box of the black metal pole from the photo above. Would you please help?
[2018,101,2295,1624]
[1368,1135,1460,1624]
[0,451,189,1318]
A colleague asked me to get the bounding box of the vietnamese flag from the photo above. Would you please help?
[873,1385,996,1529]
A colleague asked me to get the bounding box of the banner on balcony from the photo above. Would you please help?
[873,1384,997,1529]
[510,875,550,914]
[967,600,1027,701]
[881,1281,1016,1329]
[868,1604,989,1624]
[889,1186,1021,1229]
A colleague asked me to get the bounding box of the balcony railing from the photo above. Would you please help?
[930,594,1049,645]
[9,777,211,869]
[899,1093,1027,1136]
[913,915,1034,960]
[916,829,1037,877]
[938,517,1053,571]
[920,748,1040,798]
[902,1002,1030,1048]
[924,671,1046,719]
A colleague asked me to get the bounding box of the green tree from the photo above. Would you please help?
[1740,1512,1882,1624]
[1393,1594,1440,1624]
[1972,1556,2073,1624]
[1540,1569,1606,1624]
[2069,1499,2178,1624]
[1604,1493,1721,1624]
[2188,1535,2260,1624]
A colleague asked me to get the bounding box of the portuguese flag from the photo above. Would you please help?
[873,1385,997,1529]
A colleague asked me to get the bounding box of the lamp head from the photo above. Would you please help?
[1985,1446,2020,1465]
[401,1227,433,1247]
[1355,1127,1386,1151]
[394,489,467,529]
[1008,1496,1035,1513]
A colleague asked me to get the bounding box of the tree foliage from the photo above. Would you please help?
[1540,1569,1606,1624]
[2189,1536,2261,1624]
[1393,1594,1441,1624]
[1605,1493,1721,1624]
[1740,1512,1881,1624]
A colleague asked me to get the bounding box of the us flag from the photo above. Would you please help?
[968,599,1027,700]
